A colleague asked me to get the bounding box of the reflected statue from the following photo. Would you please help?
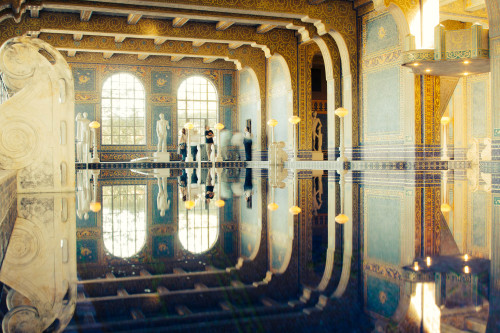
[157,176,171,217]
[205,169,215,204]
[0,193,77,332]
[312,111,323,152]
[156,113,170,153]
[312,176,324,216]
[244,168,253,208]
[76,170,92,220]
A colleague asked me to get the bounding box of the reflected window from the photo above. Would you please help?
[101,73,146,145]
[102,185,146,258]
[177,76,218,132]
[178,184,219,253]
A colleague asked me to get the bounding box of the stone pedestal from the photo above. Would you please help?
[154,152,170,162]
[311,151,323,161]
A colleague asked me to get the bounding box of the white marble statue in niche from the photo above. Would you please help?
[157,176,171,217]
[156,113,170,153]
[312,111,323,152]
[76,112,91,163]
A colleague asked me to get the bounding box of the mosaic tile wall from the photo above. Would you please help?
[71,62,237,162]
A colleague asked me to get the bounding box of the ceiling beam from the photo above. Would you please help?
[172,17,189,28]
[115,36,126,43]
[228,42,243,49]
[171,55,184,62]
[138,54,149,60]
[127,13,142,25]
[103,52,113,59]
[73,33,83,41]
[67,50,76,57]
[154,37,168,45]
[192,41,205,47]
[203,57,217,63]
[80,10,92,22]
[216,21,234,31]
[256,24,277,34]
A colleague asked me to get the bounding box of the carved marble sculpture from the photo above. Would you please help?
[312,111,323,152]
[156,113,170,153]
[0,192,77,332]
[0,36,75,192]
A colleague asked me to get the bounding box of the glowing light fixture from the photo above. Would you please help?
[464,266,470,274]
[184,122,194,130]
[413,63,420,67]
[334,107,348,118]
[214,123,224,131]
[90,202,101,212]
[215,199,225,208]
[425,69,431,73]
[463,60,470,64]
[335,213,349,224]
[89,121,100,129]
[288,116,301,125]
[289,205,301,215]
[426,257,431,267]
[464,254,469,262]
[267,202,279,211]
[463,72,469,76]
[441,116,450,125]
[267,119,278,127]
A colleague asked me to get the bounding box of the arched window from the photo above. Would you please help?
[102,185,147,258]
[101,73,146,145]
[177,76,218,132]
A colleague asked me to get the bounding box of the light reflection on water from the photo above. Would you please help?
[1,167,497,332]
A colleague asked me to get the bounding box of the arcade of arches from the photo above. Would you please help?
[0,0,499,331]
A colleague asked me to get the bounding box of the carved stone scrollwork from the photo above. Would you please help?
[2,305,43,333]
[0,36,75,192]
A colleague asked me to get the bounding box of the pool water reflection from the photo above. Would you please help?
[1,167,498,332]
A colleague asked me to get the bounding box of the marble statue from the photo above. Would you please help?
[156,113,170,153]
[76,170,92,220]
[157,176,171,217]
[78,112,91,163]
[75,113,83,162]
[312,111,323,152]
[0,36,75,192]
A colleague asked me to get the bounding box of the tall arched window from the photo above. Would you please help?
[102,185,147,258]
[101,73,146,145]
[177,76,218,131]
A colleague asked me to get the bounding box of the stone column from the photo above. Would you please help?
[415,75,441,159]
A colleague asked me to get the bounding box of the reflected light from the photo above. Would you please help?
[463,60,470,64]
[335,214,348,224]
[90,201,101,212]
[185,200,195,210]
[267,202,279,211]
[440,203,451,213]
[414,262,419,271]
[426,257,431,267]
[463,72,469,76]
[464,266,470,274]
[215,199,225,208]
[425,69,431,73]
[464,254,469,261]
[413,62,420,67]
[289,205,301,215]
